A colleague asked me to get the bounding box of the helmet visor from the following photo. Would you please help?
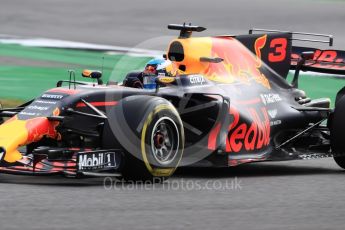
[144,65,157,74]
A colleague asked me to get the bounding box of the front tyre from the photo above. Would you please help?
[108,96,184,182]
[134,104,183,181]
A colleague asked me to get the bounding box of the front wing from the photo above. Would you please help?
[0,149,123,177]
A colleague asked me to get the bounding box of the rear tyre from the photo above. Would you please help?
[331,91,345,169]
[333,156,345,169]
[108,96,184,182]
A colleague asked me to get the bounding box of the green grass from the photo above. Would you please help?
[0,98,24,108]
[287,73,345,107]
[0,44,151,101]
[1,43,345,108]
[0,44,150,70]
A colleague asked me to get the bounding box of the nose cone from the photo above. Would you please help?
[0,117,28,162]
[0,116,59,163]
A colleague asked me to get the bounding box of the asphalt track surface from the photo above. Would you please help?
[1,0,345,229]
[1,0,345,49]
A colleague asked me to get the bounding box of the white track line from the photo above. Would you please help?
[0,34,163,57]
[288,70,343,78]
[0,35,339,77]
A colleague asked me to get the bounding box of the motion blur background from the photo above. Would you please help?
[1,0,345,48]
[1,0,345,104]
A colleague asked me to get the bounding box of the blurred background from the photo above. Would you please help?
[1,0,345,48]
[0,0,345,106]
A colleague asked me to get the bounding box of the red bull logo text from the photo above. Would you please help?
[225,106,270,153]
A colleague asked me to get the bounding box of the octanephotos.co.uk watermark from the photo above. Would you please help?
[103,177,243,191]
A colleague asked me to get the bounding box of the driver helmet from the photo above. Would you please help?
[143,58,173,76]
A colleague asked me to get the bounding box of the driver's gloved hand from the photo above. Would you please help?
[123,72,144,88]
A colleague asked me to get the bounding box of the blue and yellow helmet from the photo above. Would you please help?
[143,58,173,76]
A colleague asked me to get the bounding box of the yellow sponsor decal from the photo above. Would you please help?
[157,77,176,84]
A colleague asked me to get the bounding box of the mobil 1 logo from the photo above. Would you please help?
[77,151,119,171]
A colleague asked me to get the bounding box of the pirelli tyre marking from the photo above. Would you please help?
[141,104,183,177]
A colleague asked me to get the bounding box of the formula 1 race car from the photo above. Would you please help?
[1,24,345,181]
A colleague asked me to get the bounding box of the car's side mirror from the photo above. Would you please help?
[82,69,103,85]
[82,70,102,79]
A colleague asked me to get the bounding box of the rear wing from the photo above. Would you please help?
[291,47,345,75]
[249,28,345,76]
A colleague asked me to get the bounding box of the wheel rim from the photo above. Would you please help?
[150,117,179,166]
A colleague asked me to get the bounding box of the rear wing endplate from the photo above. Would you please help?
[249,28,345,75]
